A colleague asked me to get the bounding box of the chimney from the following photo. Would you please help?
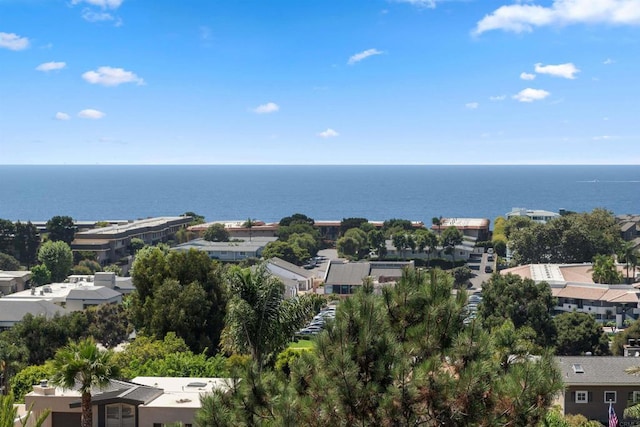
[32,380,55,396]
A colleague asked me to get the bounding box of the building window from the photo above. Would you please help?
[106,403,135,427]
[632,391,640,403]
[604,391,617,403]
[575,391,588,403]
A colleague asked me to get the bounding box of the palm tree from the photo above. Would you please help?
[51,338,120,427]
[220,264,312,370]
[0,393,50,427]
[432,216,443,235]
[243,218,256,242]
[620,242,639,284]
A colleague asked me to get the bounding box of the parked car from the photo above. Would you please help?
[484,265,493,273]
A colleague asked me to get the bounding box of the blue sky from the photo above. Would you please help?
[1,0,639,164]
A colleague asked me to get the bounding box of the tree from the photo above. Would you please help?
[0,220,16,257]
[30,264,51,286]
[508,209,623,266]
[130,247,227,354]
[0,253,20,271]
[85,303,131,348]
[451,265,473,288]
[37,240,73,282]
[243,218,256,242]
[198,268,562,426]
[184,211,206,225]
[103,264,123,276]
[279,213,314,227]
[0,338,27,397]
[340,217,368,235]
[46,215,76,244]
[0,393,49,427]
[391,232,408,259]
[220,264,312,369]
[51,337,120,427]
[553,312,610,356]
[8,311,89,365]
[128,237,145,255]
[367,229,386,258]
[13,221,40,267]
[431,216,443,235]
[203,223,230,242]
[590,254,623,284]
[262,240,309,265]
[112,333,227,379]
[440,226,463,263]
[479,273,557,347]
[619,241,639,283]
[10,364,54,401]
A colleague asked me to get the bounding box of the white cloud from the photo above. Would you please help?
[604,58,615,65]
[81,9,120,24]
[393,0,437,8]
[348,48,384,65]
[36,61,66,72]
[593,135,616,140]
[318,128,339,138]
[489,95,507,101]
[253,102,279,114]
[78,109,106,119]
[82,66,144,86]
[520,72,536,80]
[465,102,479,109]
[474,0,640,35]
[0,32,29,51]
[71,0,123,9]
[512,88,550,102]
[535,62,580,79]
[54,112,71,120]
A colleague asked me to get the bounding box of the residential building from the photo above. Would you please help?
[0,299,64,329]
[71,216,192,265]
[25,376,230,427]
[2,273,122,312]
[384,238,480,262]
[0,270,31,295]
[501,263,640,327]
[188,220,279,240]
[431,218,490,241]
[323,260,413,295]
[555,356,640,424]
[172,237,277,262]
[506,207,560,224]
[617,214,640,251]
[266,257,315,294]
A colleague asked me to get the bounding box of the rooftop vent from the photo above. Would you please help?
[186,382,207,388]
[572,364,585,374]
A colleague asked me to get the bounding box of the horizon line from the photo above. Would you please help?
[1,163,639,167]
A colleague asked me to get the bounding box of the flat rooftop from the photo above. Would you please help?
[132,377,230,409]
[4,279,115,302]
[76,216,188,236]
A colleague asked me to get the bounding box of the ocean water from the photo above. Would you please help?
[0,165,639,226]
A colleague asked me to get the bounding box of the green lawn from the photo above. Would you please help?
[288,339,315,350]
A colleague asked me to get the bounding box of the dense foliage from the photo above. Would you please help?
[220,264,313,368]
[130,246,227,354]
[37,240,73,282]
[479,273,557,347]
[553,312,610,356]
[507,209,622,265]
[197,269,562,426]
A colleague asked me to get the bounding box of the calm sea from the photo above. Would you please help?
[0,165,638,226]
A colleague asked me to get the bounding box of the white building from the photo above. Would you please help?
[506,207,560,224]
[502,263,640,327]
